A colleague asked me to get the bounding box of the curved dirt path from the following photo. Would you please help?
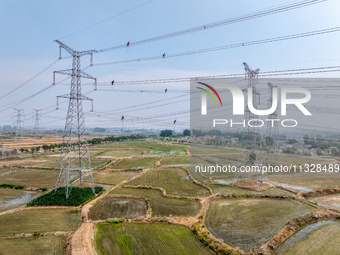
[70,223,97,255]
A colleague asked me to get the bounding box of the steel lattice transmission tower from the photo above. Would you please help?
[233,63,266,189]
[13,108,24,140]
[33,109,41,138]
[53,40,97,198]
[265,83,281,165]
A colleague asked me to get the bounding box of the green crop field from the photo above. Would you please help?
[127,168,210,197]
[112,158,158,169]
[160,156,190,166]
[209,185,294,196]
[206,198,316,251]
[94,223,213,255]
[110,188,200,216]
[0,236,67,255]
[0,169,58,188]
[0,209,79,236]
[0,188,40,213]
[88,196,147,220]
[277,221,340,254]
[92,171,139,185]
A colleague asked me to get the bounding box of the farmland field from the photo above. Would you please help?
[90,149,142,158]
[276,220,340,254]
[88,196,147,220]
[0,209,79,236]
[94,140,188,155]
[160,156,190,166]
[209,185,294,196]
[267,172,340,192]
[112,157,158,169]
[310,194,340,211]
[127,168,210,197]
[190,145,240,155]
[94,223,213,255]
[0,188,40,213]
[206,198,316,251]
[0,236,67,255]
[110,188,200,216]
[0,169,58,188]
[92,171,139,185]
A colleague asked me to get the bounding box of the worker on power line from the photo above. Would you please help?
[174,119,176,124]
[121,116,124,121]
[165,89,167,93]
[162,53,166,58]
[127,42,130,47]
[111,80,114,85]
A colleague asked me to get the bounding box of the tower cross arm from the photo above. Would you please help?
[54,40,96,57]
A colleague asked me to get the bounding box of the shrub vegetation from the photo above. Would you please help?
[27,186,103,206]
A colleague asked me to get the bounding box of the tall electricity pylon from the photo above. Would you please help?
[265,83,281,165]
[233,63,265,189]
[53,40,97,199]
[33,109,41,138]
[13,108,24,140]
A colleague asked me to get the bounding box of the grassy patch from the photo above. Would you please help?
[0,169,58,188]
[94,223,213,255]
[0,209,79,236]
[110,188,200,217]
[27,187,103,206]
[92,171,138,185]
[206,198,316,251]
[88,196,147,220]
[112,158,158,169]
[0,236,67,255]
[127,168,210,197]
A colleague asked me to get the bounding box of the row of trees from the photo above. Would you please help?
[17,135,145,154]
[160,129,190,137]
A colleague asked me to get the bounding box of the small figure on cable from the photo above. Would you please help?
[111,80,115,85]
[121,116,125,121]
[162,53,166,58]
[127,41,130,47]
[165,89,167,93]
[174,119,176,124]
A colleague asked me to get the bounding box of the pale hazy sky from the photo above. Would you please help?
[0,0,340,131]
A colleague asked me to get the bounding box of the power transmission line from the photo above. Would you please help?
[96,0,326,53]
[60,0,154,39]
[94,26,340,66]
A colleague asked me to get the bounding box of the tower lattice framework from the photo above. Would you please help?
[265,83,281,166]
[53,40,97,198]
[33,109,41,138]
[13,108,24,140]
[233,63,266,189]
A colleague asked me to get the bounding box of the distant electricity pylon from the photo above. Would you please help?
[265,83,281,165]
[234,62,265,190]
[33,109,41,138]
[13,108,24,140]
[53,40,97,198]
